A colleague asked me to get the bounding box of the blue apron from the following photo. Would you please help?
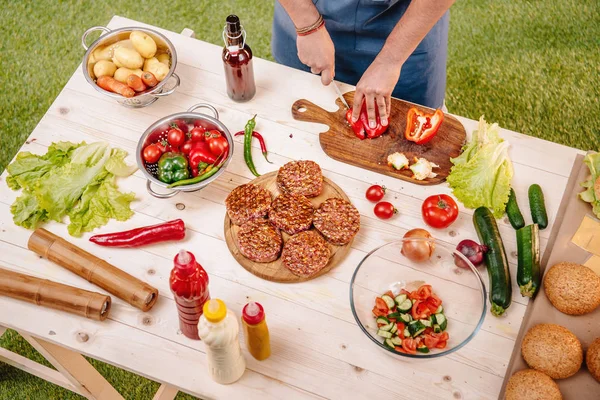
[272,0,449,109]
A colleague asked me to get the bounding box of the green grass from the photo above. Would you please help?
[0,0,598,398]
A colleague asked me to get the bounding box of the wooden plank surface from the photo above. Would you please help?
[0,15,586,400]
[292,91,466,185]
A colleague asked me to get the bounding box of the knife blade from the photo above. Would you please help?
[332,82,350,110]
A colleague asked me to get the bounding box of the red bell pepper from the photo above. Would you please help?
[188,141,217,176]
[404,107,444,145]
[345,103,388,140]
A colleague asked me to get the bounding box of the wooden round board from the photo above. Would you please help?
[224,171,355,283]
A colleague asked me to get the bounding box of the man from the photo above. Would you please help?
[272,0,454,129]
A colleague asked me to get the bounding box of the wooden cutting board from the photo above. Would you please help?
[292,91,467,185]
[223,171,354,283]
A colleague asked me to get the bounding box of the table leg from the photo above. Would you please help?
[153,383,179,400]
[0,324,6,337]
[20,332,125,400]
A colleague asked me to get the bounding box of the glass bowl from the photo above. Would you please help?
[350,237,486,360]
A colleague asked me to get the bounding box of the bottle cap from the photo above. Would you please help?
[203,299,227,323]
[226,15,241,34]
[242,301,265,325]
[176,249,191,264]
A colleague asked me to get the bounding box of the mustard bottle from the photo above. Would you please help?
[241,302,271,360]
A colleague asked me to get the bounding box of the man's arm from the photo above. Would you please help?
[277,0,336,85]
[352,0,455,127]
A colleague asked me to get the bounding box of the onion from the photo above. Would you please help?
[401,228,435,262]
[454,239,488,268]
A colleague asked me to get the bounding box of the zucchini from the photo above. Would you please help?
[473,207,512,316]
[384,338,395,349]
[376,316,390,325]
[417,344,430,354]
[377,329,393,339]
[506,188,525,230]
[528,184,548,230]
[433,324,442,333]
[434,313,447,330]
[408,321,426,337]
[399,314,412,323]
[381,295,396,309]
[397,299,413,312]
[516,224,541,298]
[391,336,403,346]
[394,294,407,306]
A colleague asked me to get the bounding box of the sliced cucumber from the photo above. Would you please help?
[377,329,393,339]
[387,312,402,320]
[408,320,426,337]
[417,344,430,354]
[381,295,395,309]
[389,323,398,335]
[435,314,447,331]
[394,294,407,306]
[435,305,443,314]
[384,338,395,349]
[399,313,412,323]
[421,319,432,328]
[433,324,442,333]
[391,336,403,346]
[397,299,413,312]
[403,328,411,337]
[376,316,390,325]
[379,322,394,332]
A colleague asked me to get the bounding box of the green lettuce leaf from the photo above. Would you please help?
[447,116,514,218]
[105,148,138,177]
[579,152,600,219]
[10,193,48,230]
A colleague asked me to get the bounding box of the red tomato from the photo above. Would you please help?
[409,285,432,301]
[180,140,194,155]
[375,298,389,313]
[372,306,387,317]
[156,141,176,153]
[142,143,162,163]
[400,289,411,296]
[411,300,431,320]
[207,129,222,138]
[402,338,417,354]
[424,334,440,349]
[383,290,395,299]
[167,127,185,148]
[366,185,386,202]
[421,194,459,229]
[374,201,397,220]
[171,119,189,133]
[425,296,442,313]
[190,126,206,142]
[207,136,229,157]
[394,346,406,353]
[435,340,447,349]
[438,331,449,341]
[396,322,405,332]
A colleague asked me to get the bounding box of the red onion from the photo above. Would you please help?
[454,239,488,268]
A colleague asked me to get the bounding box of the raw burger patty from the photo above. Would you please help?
[237,219,283,263]
[282,230,331,277]
[226,184,272,226]
[313,198,360,245]
[277,160,323,198]
[268,193,314,235]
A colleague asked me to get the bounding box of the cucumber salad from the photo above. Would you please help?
[372,284,449,354]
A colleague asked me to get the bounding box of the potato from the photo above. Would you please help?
[113,47,144,69]
[114,67,143,83]
[130,31,157,58]
[156,53,170,67]
[93,60,117,78]
[143,57,159,71]
[146,62,170,82]
[90,40,133,63]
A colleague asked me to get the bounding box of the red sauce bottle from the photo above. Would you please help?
[169,250,210,340]
[222,15,256,102]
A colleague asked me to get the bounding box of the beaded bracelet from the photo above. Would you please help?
[296,15,325,36]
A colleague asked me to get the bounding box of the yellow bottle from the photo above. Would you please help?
[241,302,271,360]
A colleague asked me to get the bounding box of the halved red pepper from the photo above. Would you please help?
[404,107,444,145]
[345,103,388,140]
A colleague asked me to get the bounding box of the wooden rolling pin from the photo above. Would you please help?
[0,267,111,321]
[28,228,158,312]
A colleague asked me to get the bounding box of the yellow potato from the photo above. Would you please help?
[146,62,170,82]
[90,40,133,63]
[93,60,117,78]
[156,53,170,67]
[114,67,143,83]
[130,31,157,59]
[113,47,144,69]
[143,57,159,71]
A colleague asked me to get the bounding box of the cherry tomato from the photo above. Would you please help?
[167,127,185,148]
[366,184,386,202]
[401,338,417,354]
[207,136,229,157]
[189,126,206,142]
[205,129,222,140]
[142,143,162,164]
[171,119,189,133]
[421,194,459,229]
[180,140,194,155]
[374,201,397,220]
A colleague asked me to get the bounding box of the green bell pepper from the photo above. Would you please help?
[157,152,189,184]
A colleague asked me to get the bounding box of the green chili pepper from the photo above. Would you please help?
[157,152,189,184]
[167,166,220,188]
[244,115,260,177]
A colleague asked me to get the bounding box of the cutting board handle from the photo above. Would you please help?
[292,99,339,125]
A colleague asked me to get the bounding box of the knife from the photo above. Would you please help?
[332,82,350,110]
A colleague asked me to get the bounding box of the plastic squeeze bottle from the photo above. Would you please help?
[241,302,271,360]
[169,250,210,340]
[198,299,246,384]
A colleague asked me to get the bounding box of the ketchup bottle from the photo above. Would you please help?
[222,15,256,102]
[169,250,210,340]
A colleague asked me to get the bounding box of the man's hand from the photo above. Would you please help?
[297,28,335,86]
[352,58,401,127]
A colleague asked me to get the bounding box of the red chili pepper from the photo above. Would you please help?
[234,130,273,163]
[89,219,186,248]
[345,103,387,140]
[404,107,444,145]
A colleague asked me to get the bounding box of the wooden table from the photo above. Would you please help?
[0,16,585,400]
